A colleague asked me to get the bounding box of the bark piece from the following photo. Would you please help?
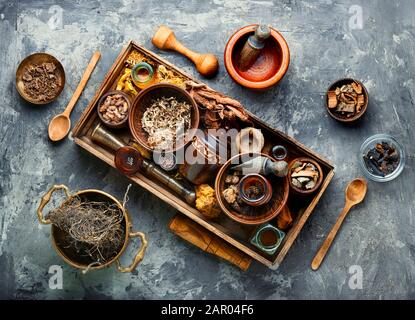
[327,91,338,109]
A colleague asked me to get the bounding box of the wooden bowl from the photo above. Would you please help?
[16,53,65,105]
[224,25,290,90]
[129,83,200,153]
[97,90,131,129]
[326,78,369,123]
[288,157,323,195]
[215,153,290,225]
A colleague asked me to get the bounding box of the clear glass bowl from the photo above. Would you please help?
[359,134,405,182]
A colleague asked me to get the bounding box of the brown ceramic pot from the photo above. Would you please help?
[224,25,290,90]
[215,153,289,225]
[325,78,369,123]
[129,83,200,153]
[97,90,132,129]
[288,157,323,195]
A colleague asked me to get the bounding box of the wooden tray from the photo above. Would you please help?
[72,41,334,269]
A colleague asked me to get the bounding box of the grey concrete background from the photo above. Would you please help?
[0,0,414,300]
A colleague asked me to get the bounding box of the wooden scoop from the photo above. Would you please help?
[48,51,101,141]
[152,25,219,78]
[311,178,368,270]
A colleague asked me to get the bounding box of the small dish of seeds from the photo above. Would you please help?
[97,90,131,128]
[359,134,405,182]
[326,78,368,122]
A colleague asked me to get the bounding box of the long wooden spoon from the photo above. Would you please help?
[311,178,368,270]
[48,51,101,141]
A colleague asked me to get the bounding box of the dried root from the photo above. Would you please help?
[47,196,125,265]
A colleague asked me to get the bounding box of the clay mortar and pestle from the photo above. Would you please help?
[224,24,290,90]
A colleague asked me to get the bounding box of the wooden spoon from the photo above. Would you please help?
[48,51,101,141]
[311,178,368,271]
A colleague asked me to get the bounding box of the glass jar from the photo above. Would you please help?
[131,62,156,89]
[250,223,285,255]
[358,134,405,182]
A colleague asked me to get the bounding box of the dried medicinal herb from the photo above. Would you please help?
[47,196,125,265]
[22,62,61,102]
[156,65,187,89]
[290,161,319,190]
[125,50,154,68]
[185,81,250,128]
[116,68,139,96]
[245,184,262,199]
[363,141,400,176]
[327,81,365,118]
[141,96,191,150]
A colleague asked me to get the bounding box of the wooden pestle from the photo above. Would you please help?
[238,24,271,71]
[169,214,252,271]
[152,25,219,78]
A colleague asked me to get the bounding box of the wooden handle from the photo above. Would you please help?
[169,214,252,271]
[311,202,352,270]
[63,51,101,117]
[152,25,218,77]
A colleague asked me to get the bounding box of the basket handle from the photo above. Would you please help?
[37,184,70,225]
[116,231,148,273]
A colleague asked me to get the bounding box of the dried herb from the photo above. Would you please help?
[328,81,365,117]
[116,68,139,96]
[222,172,241,210]
[290,161,319,190]
[185,81,250,128]
[125,50,154,68]
[47,196,125,265]
[22,62,61,102]
[142,96,191,150]
[363,142,400,176]
[157,65,186,88]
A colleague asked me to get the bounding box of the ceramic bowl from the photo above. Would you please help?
[129,83,199,153]
[16,53,65,105]
[288,157,323,195]
[326,78,369,123]
[215,153,290,225]
[224,24,290,90]
[97,90,132,129]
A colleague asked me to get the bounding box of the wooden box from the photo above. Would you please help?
[72,41,334,269]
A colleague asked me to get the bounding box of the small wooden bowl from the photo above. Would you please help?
[288,157,323,195]
[215,153,290,225]
[129,83,200,153]
[97,90,131,129]
[16,53,65,105]
[224,25,290,90]
[326,78,369,123]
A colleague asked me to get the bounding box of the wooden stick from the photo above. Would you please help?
[169,214,252,271]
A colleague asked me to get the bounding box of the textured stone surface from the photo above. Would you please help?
[0,0,414,299]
